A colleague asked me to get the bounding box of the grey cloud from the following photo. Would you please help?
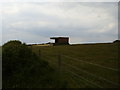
[2,2,118,44]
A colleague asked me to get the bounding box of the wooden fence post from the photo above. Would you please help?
[39,49,41,58]
[58,54,61,88]
[58,54,61,73]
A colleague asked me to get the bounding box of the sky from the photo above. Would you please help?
[0,0,119,45]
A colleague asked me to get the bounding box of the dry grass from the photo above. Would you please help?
[31,42,119,88]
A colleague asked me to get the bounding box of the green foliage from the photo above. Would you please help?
[113,40,120,43]
[2,40,57,88]
[0,46,1,56]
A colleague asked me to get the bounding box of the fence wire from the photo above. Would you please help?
[38,49,119,88]
[62,62,120,87]
[40,50,118,72]
[62,55,118,72]
[63,69,103,88]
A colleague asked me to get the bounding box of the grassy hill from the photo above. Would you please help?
[32,42,119,88]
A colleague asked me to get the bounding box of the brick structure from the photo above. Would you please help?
[50,37,69,45]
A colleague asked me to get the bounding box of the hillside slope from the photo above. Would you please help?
[32,43,119,88]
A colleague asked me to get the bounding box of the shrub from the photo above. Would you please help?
[2,40,56,88]
[113,40,120,43]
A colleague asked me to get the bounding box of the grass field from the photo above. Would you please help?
[32,42,119,88]
[0,46,2,89]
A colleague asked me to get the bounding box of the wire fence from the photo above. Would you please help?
[62,62,119,86]
[38,49,120,88]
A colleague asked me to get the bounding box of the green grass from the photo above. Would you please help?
[31,43,119,88]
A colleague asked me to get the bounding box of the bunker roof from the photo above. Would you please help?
[50,37,69,39]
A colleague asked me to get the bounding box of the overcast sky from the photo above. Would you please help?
[1,1,118,45]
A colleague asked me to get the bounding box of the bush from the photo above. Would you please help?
[2,40,56,88]
[113,40,120,43]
